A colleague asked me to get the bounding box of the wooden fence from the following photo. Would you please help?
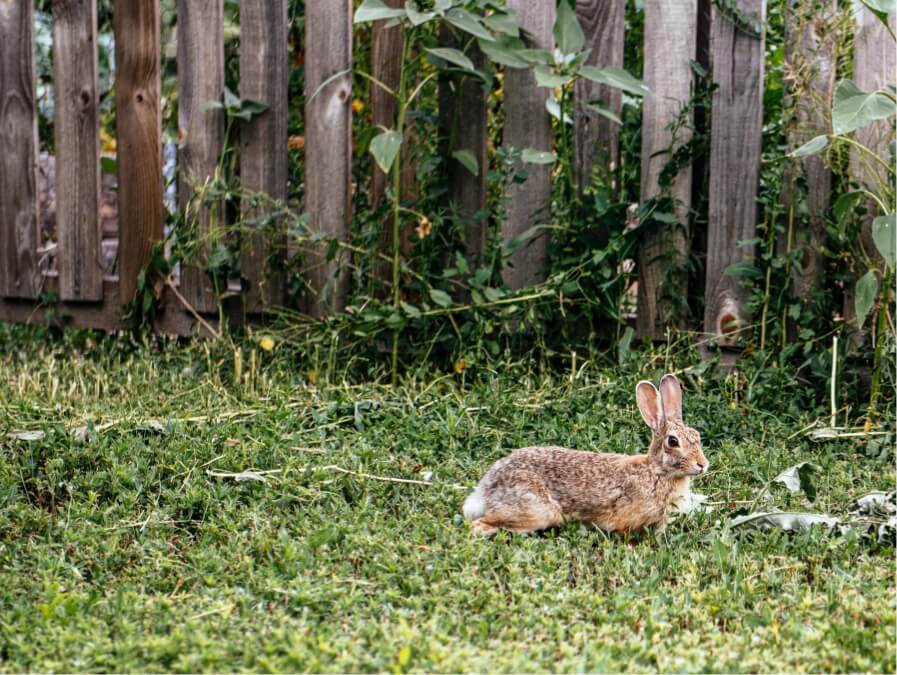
[0,0,890,341]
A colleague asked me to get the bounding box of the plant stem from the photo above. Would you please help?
[390,27,412,387]
[868,269,891,419]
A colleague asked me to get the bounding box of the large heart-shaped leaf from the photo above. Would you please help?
[832,79,895,136]
[872,213,896,271]
[425,47,475,71]
[553,0,585,55]
[369,130,402,174]
[854,269,879,329]
[354,0,406,23]
[578,66,650,97]
[444,8,494,41]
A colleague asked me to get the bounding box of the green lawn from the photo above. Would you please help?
[0,329,894,673]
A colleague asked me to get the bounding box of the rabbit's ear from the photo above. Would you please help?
[659,374,683,421]
[636,381,663,432]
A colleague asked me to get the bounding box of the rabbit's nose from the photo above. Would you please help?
[696,461,707,473]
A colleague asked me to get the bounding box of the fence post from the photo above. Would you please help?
[703,0,765,346]
[371,1,417,295]
[502,0,555,290]
[305,0,353,317]
[573,0,625,196]
[53,0,103,302]
[114,0,163,304]
[178,0,225,313]
[636,0,696,341]
[780,0,836,322]
[0,0,40,299]
[439,31,488,277]
[239,0,288,312]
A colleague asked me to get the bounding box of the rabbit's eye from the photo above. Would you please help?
[667,436,679,448]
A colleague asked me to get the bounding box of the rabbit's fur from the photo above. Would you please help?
[463,374,708,536]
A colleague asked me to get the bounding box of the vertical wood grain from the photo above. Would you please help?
[704,0,765,345]
[54,0,103,301]
[304,0,352,317]
[115,0,163,303]
[0,0,40,299]
[502,0,555,290]
[780,0,836,310]
[636,0,696,340]
[240,0,288,312]
[573,0,625,195]
[439,31,488,276]
[178,0,224,313]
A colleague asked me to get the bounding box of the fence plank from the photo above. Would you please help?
[239,0,288,312]
[502,0,555,290]
[0,0,40,299]
[114,0,163,304]
[177,0,224,313]
[780,0,835,310]
[636,0,696,340]
[304,0,352,316]
[439,34,488,275]
[53,0,103,301]
[703,1,765,345]
[573,0,625,195]
[371,2,417,295]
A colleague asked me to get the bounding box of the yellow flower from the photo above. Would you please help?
[100,127,117,153]
[415,216,432,239]
[351,98,365,114]
[258,336,275,352]
[307,369,318,385]
[288,135,305,151]
[453,357,467,375]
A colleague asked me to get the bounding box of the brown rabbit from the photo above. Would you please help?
[462,374,708,536]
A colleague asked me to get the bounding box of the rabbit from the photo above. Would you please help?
[462,374,708,537]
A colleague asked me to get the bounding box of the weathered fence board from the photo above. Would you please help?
[54,0,102,302]
[636,0,696,340]
[371,2,417,293]
[0,0,40,300]
[178,0,225,313]
[240,0,288,312]
[114,0,163,304]
[704,1,765,345]
[440,36,488,274]
[304,0,352,316]
[780,0,836,308]
[502,0,555,290]
[573,0,625,195]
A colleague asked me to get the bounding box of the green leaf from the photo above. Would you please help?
[724,261,761,279]
[578,66,650,97]
[429,288,452,308]
[516,48,554,66]
[444,8,494,42]
[854,269,879,329]
[872,213,896,271]
[404,1,436,25]
[224,86,241,110]
[452,149,479,176]
[478,36,529,68]
[521,148,556,164]
[424,47,475,71]
[400,302,421,319]
[534,65,572,88]
[860,0,896,14]
[583,100,622,125]
[791,134,828,157]
[553,0,585,55]
[354,0,407,23]
[369,130,403,174]
[100,156,117,176]
[483,287,504,302]
[545,97,571,124]
[832,79,895,136]
[773,462,820,502]
[482,10,519,37]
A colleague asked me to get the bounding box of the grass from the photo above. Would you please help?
[0,327,894,673]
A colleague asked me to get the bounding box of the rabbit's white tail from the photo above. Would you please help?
[462,485,486,520]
